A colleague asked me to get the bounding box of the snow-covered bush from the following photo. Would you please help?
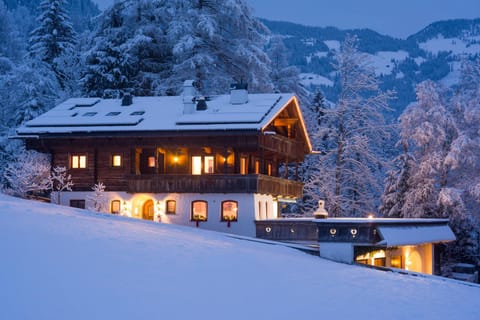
[86,182,107,213]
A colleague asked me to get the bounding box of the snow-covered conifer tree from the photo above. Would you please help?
[399,80,456,218]
[309,35,394,217]
[379,141,415,217]
[267,35,303,96]
[0,61,60,127]
[28,0,77,88]
[0,2,23,60]
[82,0,171,97]
[390,66,480,264]
[167,0,272,94]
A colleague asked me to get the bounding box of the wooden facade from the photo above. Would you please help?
[25,104,309,198]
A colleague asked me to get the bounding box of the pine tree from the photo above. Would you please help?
[167,0,272,94]
[392,67,480,264]
[399,80,456,218]
[298,90,329,214]
[312,35,394,217]
[28,0,77,88]
[82,0,171,97]
[0,1,23,60]
[379,141,415,217]
[267,35,303,95]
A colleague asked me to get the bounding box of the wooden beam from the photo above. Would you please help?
[273,118,298,127]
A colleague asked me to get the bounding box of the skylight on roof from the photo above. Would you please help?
[130,111,145,116]
[106,112,121,116]
[83,112,97,117]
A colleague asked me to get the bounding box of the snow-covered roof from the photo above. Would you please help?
[377,225,456,246]
[313,217,450,224]
[16,93,308,139]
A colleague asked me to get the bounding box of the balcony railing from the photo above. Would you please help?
[127,174,303,198]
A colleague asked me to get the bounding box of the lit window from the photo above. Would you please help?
[166,200,176,214]
[112,155,122,167]
[107,111,121,116]
[204,156,214,174]
[267,163,272,176]
[221,201,238,222]
[83,112,97,117]
[111,200,121,214]
[255,160,260,174]
[148,156,156,168]
[191,200,208,222]
[70,199,85,209]
[192,156,202,175]
[71,155,87,169]
[240,157,247,175]
[130,111,145,116]
[192,155,216,175]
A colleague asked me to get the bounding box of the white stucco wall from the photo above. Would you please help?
[319,243,354,263]
[55,191,278,237]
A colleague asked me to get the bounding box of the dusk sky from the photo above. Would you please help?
[95,0,480,38]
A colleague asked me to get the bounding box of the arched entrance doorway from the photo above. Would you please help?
[142,199,154,221]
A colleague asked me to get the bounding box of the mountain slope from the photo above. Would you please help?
[0,193,479,319]
[264,18,480,115]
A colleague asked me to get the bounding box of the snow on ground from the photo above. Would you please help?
[1,193,479,320]
[419,35,480,56]
[440,61,462,86]
[300,73,334,87]
[367,50,409,76]
[306,51,328,63]
[324,40,340,51]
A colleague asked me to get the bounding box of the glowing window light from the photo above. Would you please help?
[148,156,155,168]
[71,155,87,169]
[192,156,202,175]
[112,155,122,167]
[204,156,214,174]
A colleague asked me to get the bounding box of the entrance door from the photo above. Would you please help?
[143,199,155,220]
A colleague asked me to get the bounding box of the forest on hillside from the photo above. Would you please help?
[1,0,479,268]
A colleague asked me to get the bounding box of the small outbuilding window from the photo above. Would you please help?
[70,199,85,209]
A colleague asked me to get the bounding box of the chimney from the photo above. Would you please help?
[230,83,248,104]
[196,96,207,111]
[182,80,197,114]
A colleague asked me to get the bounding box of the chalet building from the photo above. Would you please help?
[16,81,312,236]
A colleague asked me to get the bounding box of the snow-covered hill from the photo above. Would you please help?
[1,193,479,319]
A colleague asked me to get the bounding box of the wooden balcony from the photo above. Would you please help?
[126,174,303,198]
[259,134,306,161]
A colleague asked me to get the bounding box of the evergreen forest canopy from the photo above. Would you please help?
[0,0,479,268]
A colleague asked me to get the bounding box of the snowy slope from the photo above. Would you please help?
[1,193,479,320]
